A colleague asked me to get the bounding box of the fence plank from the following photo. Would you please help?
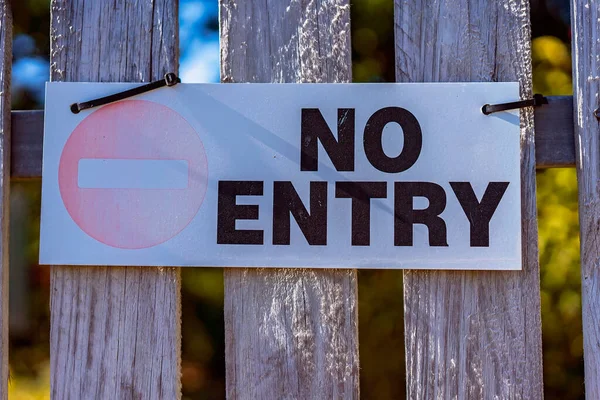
[571,1,600,397]
[220,1,359,398]
[0,2,9,399]
[49,1,181,399]
[395,0,544,398]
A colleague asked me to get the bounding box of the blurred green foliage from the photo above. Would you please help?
[180,269,225,399]
[533,35,583,399]
[8,1,584,399]
[532,36,573,94]
[351,0,395,82]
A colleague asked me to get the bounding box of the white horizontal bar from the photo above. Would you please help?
[77,159,189,189]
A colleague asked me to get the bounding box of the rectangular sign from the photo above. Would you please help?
[40,82,522,269]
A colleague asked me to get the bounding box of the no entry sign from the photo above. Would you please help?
[40,83,522,269]
[58,100,208,249]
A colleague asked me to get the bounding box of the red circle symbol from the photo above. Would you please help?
[59,100,208,249]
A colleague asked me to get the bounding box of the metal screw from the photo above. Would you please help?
[594,108,600,120]
[164,72,179,87]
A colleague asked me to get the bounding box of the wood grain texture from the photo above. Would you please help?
[8,97,576,180]
[49,1,181,399]
[220,1,359,398]
[0,2,9,399]
[395,0,544,398]
[571,0,600,397]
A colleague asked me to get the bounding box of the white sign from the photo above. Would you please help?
[40,82,522,270]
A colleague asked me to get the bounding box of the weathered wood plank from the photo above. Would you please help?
[395,0,544,398]
[571,0,600,397]
[49,1,181,399]
[0,2,9,399]
[220,1,359,398]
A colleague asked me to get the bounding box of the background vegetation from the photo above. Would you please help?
[9,0,581,399]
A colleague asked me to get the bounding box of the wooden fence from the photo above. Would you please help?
[0,0,596,398]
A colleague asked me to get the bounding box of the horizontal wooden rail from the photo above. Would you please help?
[534,96,574,168]
[10,96,574,179]
[12,110,42,179]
